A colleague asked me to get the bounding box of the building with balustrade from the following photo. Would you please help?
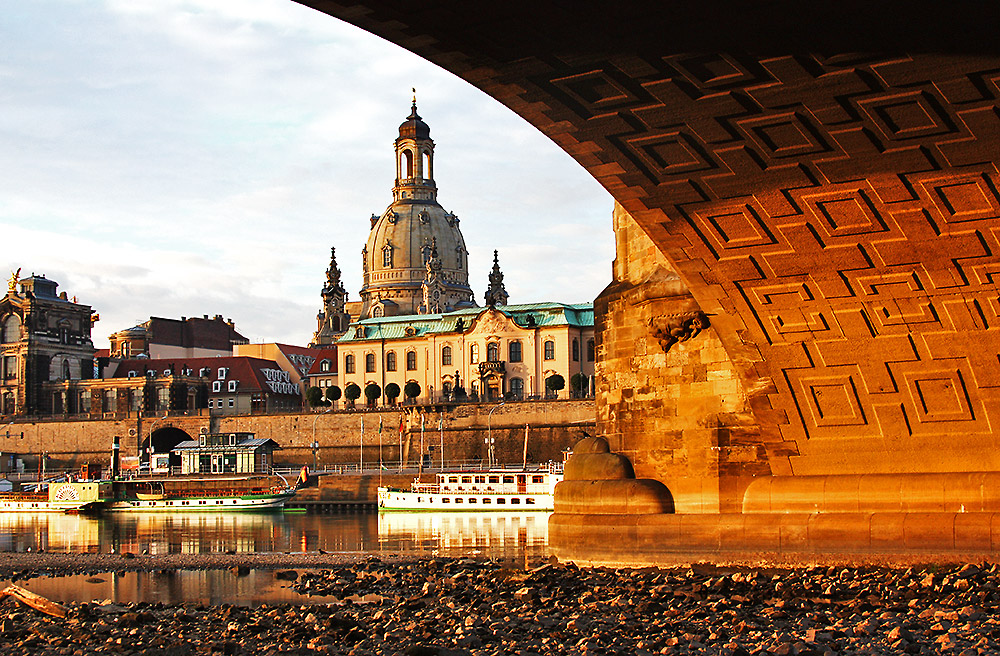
[336,302,594,405]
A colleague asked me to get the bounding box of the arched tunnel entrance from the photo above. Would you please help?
[294,2,1000,558]
[149,427,191,474]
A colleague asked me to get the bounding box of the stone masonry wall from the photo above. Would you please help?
[595,203,768,513]
[2,399,593,473]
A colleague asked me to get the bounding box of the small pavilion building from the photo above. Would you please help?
[171,432,280,475]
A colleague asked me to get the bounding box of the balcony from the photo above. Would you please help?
[478,360,506,376]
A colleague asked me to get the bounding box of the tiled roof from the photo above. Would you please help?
[306,347,339,375]
[336,302,593,343]
[110,356,300,396]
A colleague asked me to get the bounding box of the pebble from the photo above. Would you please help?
[1,559,1000,654]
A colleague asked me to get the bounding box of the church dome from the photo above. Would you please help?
[358,102,474,318]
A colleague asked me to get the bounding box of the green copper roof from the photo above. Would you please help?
[337,302,593,343]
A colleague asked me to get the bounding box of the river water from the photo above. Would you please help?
[0,510,552,605]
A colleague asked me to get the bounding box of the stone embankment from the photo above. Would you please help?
[2,557,1000,655]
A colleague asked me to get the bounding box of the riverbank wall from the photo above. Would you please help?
[1,399,594,472]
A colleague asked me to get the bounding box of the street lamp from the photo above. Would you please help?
[487,400,505,468]
[312,406,333,471]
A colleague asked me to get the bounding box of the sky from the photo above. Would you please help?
[0,0,615,347]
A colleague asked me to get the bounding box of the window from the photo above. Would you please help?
[366,353,376,373]
[218,368,228,379]
[320,359,331,373]
[487,342,500,362]
[470,343,479,364]
[572,338,580,362]
[544,340,555,360]
[503,475,515,484]
[406,351,417,371]
[532,475,544,484]
[509,377,524,400]
[462,476,472,484]
[127,370,137,378]
[163,369,172,377]
[228,380,237,392]
[386,351,397,372]
[212,381,221,393]
[488,476,500,484]
[228,399,234,408]
[587,339,595,362]
[511,498,521,505]
[442,345,452,366]
[207,399,214,409]
[200,367,210,377]
[345,354,355,374]
[382,245,393,268]
[508,341,522,363]
[1,315,21,344]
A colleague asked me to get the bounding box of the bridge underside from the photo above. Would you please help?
[302,1,1000,558]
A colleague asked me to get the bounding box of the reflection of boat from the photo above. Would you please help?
[0,481,112,513]
[105,475,295,512]
[377,465,562,511]
[377,510,550,553]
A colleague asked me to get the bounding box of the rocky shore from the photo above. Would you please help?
[1,556,1000,655]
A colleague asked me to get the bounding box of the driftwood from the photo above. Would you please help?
[0,585,67,618]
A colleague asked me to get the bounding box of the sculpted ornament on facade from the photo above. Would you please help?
[650,312,710,353]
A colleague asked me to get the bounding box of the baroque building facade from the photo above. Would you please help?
[337,302,595,405]
[1,271,96,416]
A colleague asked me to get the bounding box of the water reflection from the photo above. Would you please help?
[0,511,551,560]
[0,570,338,606]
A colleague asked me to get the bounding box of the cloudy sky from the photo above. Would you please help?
[1,0,614,347]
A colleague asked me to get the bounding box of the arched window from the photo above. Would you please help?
[470,343,479,364]
[402,149,414,178]
[62,360,71,380]
[587,339,595,362]
[544,340,555,360]
[386,351,397,372]
[320,359,331,373]
[373,306,384,318]
[442,381,452,398]
[487,342,500,362]
[508,341,522,363]
[365,353,376,373]
[345,354,355,374]
[572,338,580,362]
[406,351,417,371]
[2,315,21,344]
[422,151,431,179]
[382,245,393,268]
[509,377,524,400]
[455,248,463,268]
[442,345,452,366]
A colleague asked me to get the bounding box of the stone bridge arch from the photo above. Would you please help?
[298,3,1000,536]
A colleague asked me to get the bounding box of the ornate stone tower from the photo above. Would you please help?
[484,250,509,307]
[311,247,351,346]
[358,99,474,318]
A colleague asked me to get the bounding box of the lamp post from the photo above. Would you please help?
[312,406,333,471]
[487,400,505,468]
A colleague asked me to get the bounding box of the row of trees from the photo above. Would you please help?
[306,381,422,408]
[306,374,575,408]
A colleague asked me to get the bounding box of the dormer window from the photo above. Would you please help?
[200,367,210,377]
[163,369,172,376]
[127,370,136,378]
[146,370,155,378]
[320,359,331,373]
[218,367,228,379]
[212,381,221,393]
[228,380,238,392]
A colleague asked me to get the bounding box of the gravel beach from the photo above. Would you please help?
[1,553,999,655]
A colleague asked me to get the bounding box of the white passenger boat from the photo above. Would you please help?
[377,465,562,511]
[0,481,112,513]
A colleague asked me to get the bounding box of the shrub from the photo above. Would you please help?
[364,383,382,406]
[403,381,421,403]
[325,385,342,403]
[384,382,401,404]
[305,386,324,407]
[344,383,361,406]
